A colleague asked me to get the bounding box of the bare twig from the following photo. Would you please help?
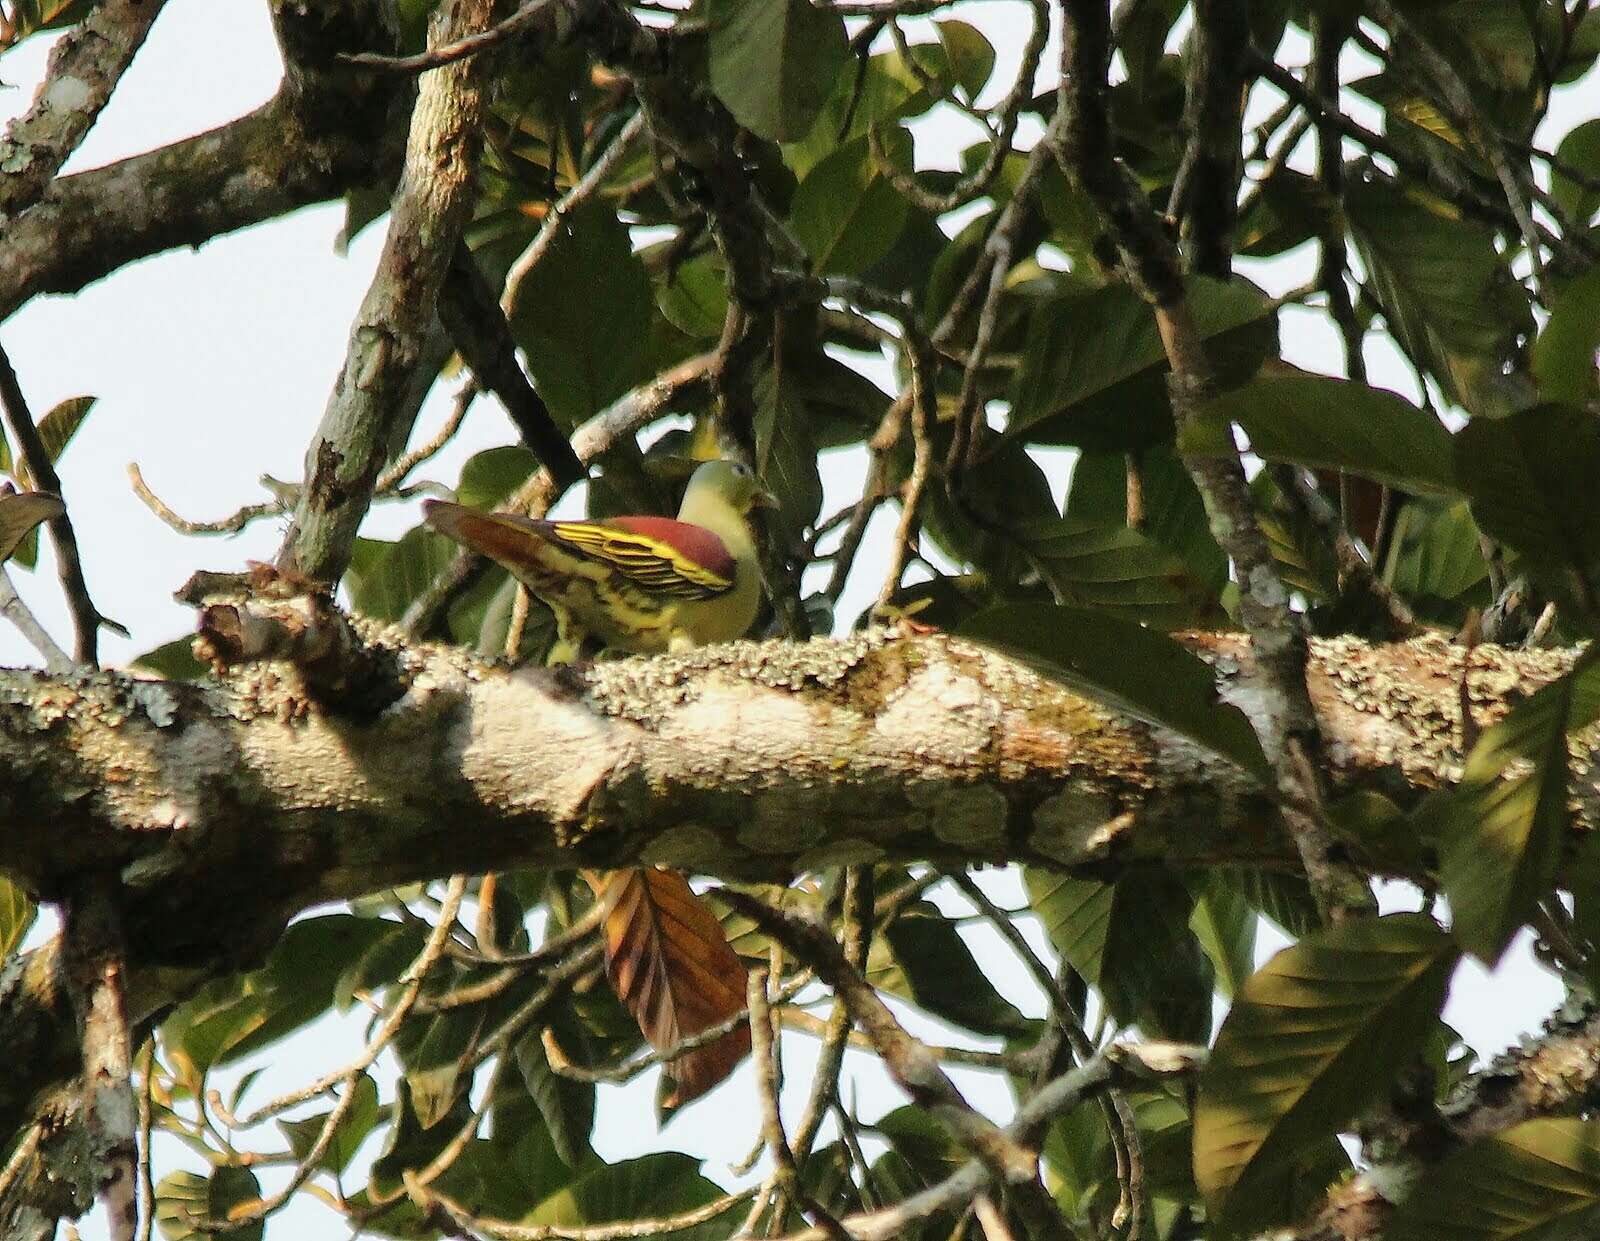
[127,463,283,537]
[232,877,467,1129]
[0,563,72,673]
[341,0,559,71]
[502,110,647,321]
[869,0,1048,214]
[764,1043,1204,1241]
[414,1179,755,1239]
[0,343,114,663]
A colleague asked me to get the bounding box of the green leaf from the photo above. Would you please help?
[0,491,61,564]
[132,637,208,682]
[508,201,651,426]
[1552,117,1600,225]
[164,915,397,1074]
[1025,866,1215,1040]
[1193,914,1457,1233]
[529,1153,729,1239]
[1382,499,1491,625]
[1437,652,1600,962]
[457,446,538,510]
[1532,265,1600,406]
[869,900,1033,1036]
[1066,445,1228,594]
[1347,178,1534,416]
[754,364,823,547]
[155,1166,263,1241]
[935,19,996,100]
[1190,875,1256,998]
[1387,1118,1600,1240]
[959,603,1269,777]
[1183,374,1458,495]
[0,876,36,961]
[708,0,848,142]
[346,528,460,622]
[657,255,729,340]
[35,395,96,461]
[514,1030,595,1169]
[276,1073,381,1177]
[1008,276,1277,451]
[788,130,912,278]
[1455,404,1600,595]
[1012,518,1228,629]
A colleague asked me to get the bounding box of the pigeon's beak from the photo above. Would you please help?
[751,488,779,510]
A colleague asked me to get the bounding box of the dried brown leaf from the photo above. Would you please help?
[594,867,751,1105]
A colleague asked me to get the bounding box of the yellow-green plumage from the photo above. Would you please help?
[423,459,767,660]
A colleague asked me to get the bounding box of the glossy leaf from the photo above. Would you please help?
[960,603,1269,778]
[0,876,35,962]
[1013,518,1228,629]
[1184,374,1458,495]
[708,0,848,142]
[528,1152,731,1239]
[1531,265,1600,406]
[1438,652,1600,962]
[1025,866,1214,1040]
[754,363,823,548]
[457,445,538,510]
[346,528,460,622]
[869,899,1033,1037]
[1193,914,1457,1232]
[789,130,912,277]
[155,1166,263,1241]
[508,201,651,426]
[1347,177,1533,417]
[1008,275,1277,451]
[1455,405,1600,595]
[1388,1118,1600,1240]
[514,1028,596,1168]
[276,1073,381,1177]
[1552,117,1600,225]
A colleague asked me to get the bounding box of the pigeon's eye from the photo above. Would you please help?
[733,462,752,478]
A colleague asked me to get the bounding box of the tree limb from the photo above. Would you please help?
[277,0,499,583]
[0,0,169,221]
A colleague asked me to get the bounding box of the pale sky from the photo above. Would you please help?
[0,4,1584,1237]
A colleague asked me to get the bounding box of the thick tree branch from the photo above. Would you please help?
[0,627,1586,1142]
[0,0,169,221]
[0,0,408,326]
[277,0,497,583]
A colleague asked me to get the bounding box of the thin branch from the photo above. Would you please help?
[231,877,467,1129]
[340,0,560,72]
[869,0,1047,215]
[415,1180,755,1240]
[375,381,479,494]
[1364,0,1550,301]
[764,1043,1203,1241]
[502,110,648,321]
[0,563,72,673]
[717,891,1038,1188]
[126,463,284,537]
[0,342,112,663]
